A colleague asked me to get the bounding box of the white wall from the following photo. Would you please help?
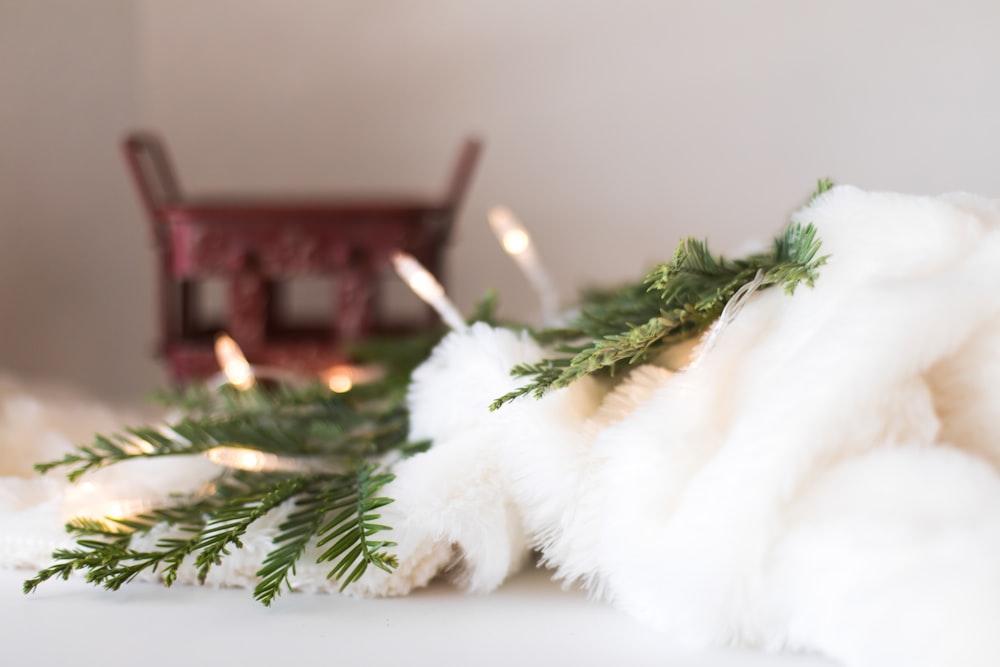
[0,1,165,399]
[5,0,1000,398]
[138,0,1000,320]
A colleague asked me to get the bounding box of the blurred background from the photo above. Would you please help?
[3,0,999,400]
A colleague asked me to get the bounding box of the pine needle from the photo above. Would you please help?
[491,215,829,410]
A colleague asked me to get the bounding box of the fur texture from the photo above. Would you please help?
[4,186,1000,666]
[351,186,1000,667]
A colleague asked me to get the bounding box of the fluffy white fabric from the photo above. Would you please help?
[0,378,221,570]
[0,378,354,592]
[351,324,605,595]
[351,186,1000,667]
[6,186,1000,667]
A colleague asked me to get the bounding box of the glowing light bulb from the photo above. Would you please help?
[322,364,383,394]
[327,373,354,393]
[204,445,337,474]
[392,252,468,332]
[214,333,256,390]
[490,207,532,255]
[239,450,264,471]
[205,446,270,472]
[487,206,559,322]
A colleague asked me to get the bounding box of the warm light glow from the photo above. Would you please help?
[104,502,128,519]
[391,252,468,332]
[239,449,264,470]
[328,374,354,393]
[214,333,256,390]
[487,206,560,322]
[132,440,157,454]
[489,206,532,255]
[392,252,444,301]
[66,482,155,523]
[322,364,383,394]
[502,228,531,255]
[205,446,273,472]
[103,499,153,520]
[204,445,335,474]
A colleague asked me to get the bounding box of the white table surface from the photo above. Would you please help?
[1,566,838,667]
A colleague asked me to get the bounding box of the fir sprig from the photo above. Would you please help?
[191,475,314,584]
[491,206,829,410]
[250,465,397,604]
[253,486,329,605]
[25,471,299,593]
[27,443,402,604]
[314,464,398,588]
[24,515,202,594]
[25,290,508,603]
[34,384,415,482]
[27,358,422,603]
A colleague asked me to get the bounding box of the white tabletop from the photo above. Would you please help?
[2,566,837,667]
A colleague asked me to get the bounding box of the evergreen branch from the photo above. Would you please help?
[253,491,329,606]
[191,475,314,585]
[314,464,398,591]
[26,321,431,604]
[24,471,306,594]
[23,537,133,594]
[251,467,399,605]
[493,212,829,409]
[34,433,145,482]
[812,177,834,200]
[23,524,205,594]
[34,386,419,482]
[489,359,570,410]
[557,310,692,377]
[468,289,500,326]
[65,516,124,537]
[27,460,403,603]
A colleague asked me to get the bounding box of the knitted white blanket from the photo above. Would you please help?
[0,377,342,592]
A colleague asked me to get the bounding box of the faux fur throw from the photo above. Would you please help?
[4,185,1000,667]
[358,186,1000,666]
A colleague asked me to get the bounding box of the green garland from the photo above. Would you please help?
[23,182,830,604]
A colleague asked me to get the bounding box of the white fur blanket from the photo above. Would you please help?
[358,186,1000,667]
[4,185,1000,667]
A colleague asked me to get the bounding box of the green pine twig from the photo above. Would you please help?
[314,463,398,590]
[492,215,829,410]
[26,356,420,604]
[253,490,329,606]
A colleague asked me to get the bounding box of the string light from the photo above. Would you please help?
[204,445,338,474]
[205,446,274,472]
[322,363,384,394]
[66,253,458,530]
[688,269,766,369]
[65,481,156,523]
[488,206,559,322]
[328,373,353,394]
[391,252,468,332]
[214,333,256,390]
[212,332,317,389]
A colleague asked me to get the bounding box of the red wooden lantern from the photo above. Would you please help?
[123,132,482,383]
